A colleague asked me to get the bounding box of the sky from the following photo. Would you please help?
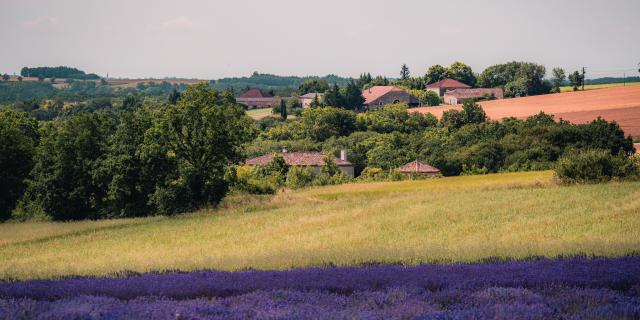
[1,0,639,80]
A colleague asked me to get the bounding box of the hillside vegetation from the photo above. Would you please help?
[1,171,639,280]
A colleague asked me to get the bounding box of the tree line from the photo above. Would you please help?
[20,66,100,80]
[0,84,255,221]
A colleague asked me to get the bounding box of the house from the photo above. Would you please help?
[299,92,324,108]
[443,88,504,105]
[425,78,471,96]
[236,88,278,108]
[398,160,441,177]
[245,150,354,178]
[362,86,419,110]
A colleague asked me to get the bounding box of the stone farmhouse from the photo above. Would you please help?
[362,86,419,110]
[299,92,324,108]
[443,88,504,105]
[236,88,279,108]
[245,150,354,178]
[426,78,504,105]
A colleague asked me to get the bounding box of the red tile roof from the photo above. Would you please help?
[239,88,272,99]
[245,152,352,166]
[399,160,440,174]
[362,86,405,105]
[425,78,471,89]
[299,92,325,99]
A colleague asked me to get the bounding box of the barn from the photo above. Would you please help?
[245,150,354,178]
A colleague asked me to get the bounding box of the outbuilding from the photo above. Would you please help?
[399,160,441,177]
[245,150,354,178]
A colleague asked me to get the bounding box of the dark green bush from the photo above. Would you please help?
[555,149,639,183]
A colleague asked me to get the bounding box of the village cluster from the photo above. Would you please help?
[239,78,503,176]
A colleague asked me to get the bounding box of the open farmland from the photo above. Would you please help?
[1,171,640,281]
[560,81,640,92]
[412,86,640,136]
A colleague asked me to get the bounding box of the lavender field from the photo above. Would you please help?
[1,257,639,319]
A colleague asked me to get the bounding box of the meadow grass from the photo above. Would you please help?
[1,171,639,280]
[246,108,275,120]
[560,81,640,92]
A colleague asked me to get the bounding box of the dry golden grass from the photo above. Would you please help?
[560,82,640,92]
[1,171,639,280]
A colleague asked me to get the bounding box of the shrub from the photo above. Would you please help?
[555,149,639,183]
[286,166,315,189]
[359,167,386,181]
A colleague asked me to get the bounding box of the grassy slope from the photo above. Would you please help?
[560,81,640,92]
[246,108,274,120]
[1,171,640,280]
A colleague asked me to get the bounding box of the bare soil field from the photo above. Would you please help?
[411,86,640,136]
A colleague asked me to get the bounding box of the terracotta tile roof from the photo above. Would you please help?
[444,88,504,99]
[399,160,440,173]
[362,86,405,105]
[239,88,272,99]
[300,92,325,99]
[425,78,471,89]
[245,152,352,166]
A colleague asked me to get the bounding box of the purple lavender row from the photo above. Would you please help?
[2,287,639,320]
[1,257,639,300]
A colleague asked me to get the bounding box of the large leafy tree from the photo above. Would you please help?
[144,83,257,213]
[298,79,329,94]
[26,112,115,220]
[551,68,566,93]
[341,80,365,110]
[300,107,357,142]
[0,110,39,220]
[425,64,447,84]
[477,61,551,97]
[445,61,476,86]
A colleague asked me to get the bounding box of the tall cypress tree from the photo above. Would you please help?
[280,99,287,120]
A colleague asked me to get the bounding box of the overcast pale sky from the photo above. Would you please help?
[1,0,638,79]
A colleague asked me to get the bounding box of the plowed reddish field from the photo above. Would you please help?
[411,86,640,136]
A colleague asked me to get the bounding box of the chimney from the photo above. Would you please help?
[340,149,347,161]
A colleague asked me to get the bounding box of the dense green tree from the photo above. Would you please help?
[460,101,487,124]
[102,108,163,217]
[445,61,476,86]
[300,107,357,141]
[144,83,257,213]
[0,110,39,220]
[298,79,329,94]
[357,104,437,134]
[400,64,410,80]
[323,83,343,107]
[341,80,365,110]
[551,68,566,93]
[1,74,9,82]
[20,66,99,80]
[121,95,142,111]
[425,64,447,84]
[477,61,550,97]
[280,99,287,120]
[25,112,115,220]
[168,88,181,105]
[568,70,584,91]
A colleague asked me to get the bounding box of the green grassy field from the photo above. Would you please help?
[246,108,275,120]
[1,171,639,280]
[560,82,640,92]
